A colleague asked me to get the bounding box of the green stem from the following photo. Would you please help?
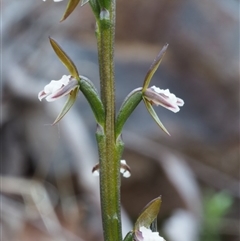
[96,1,122,241]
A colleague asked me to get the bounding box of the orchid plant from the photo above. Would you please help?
[39,0,184,240]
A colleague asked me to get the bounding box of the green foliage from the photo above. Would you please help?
[200,191,233,241]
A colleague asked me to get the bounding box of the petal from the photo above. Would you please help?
[144,86,184,113]
[120,160,131,178]
[177,98,184,106]
[59,75,72,85]
[38,90,49,101]
[46,79,78,102]
[92,160,131,178]
[138,227,165,241]
[92,163,100,176]
[44,80,64,94]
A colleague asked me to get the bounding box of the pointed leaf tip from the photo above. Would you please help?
[52,87,79,125]
[134,197,162,231]
[142,44,169,91]
[143,98,170,136]
[60,0,81,22]
[49,37,79,80]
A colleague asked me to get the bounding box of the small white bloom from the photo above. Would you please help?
[120,160,131,178]
[135,226,166,241]
[92,160,131,178]
[144,85,184,113]
[38,75,79,102]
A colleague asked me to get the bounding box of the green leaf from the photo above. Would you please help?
[52,87,79,125]
[142,43,168,92]
[115,88,143,139]
[49,37,79,80]
[60,0,80,22]
[134,197,162,231]
[79,76,105,126]
[143,98,170,136]
[123,231,134,241]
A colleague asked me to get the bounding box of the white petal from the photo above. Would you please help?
[45,80,78,102]
[145,86,184,113]
[44,80,64,94]
[120,160,131,178]
[38,90,48,101]
[92,170,99,176]
[120,160,127,165]
[38,75,77,102]
[139,227,166,241]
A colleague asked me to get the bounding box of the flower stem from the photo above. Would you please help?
[96,1,122,241]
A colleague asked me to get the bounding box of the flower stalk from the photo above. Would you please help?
[39,1,185,240]
[95,1,122,241]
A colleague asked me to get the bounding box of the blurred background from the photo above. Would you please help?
[1,0,239,241]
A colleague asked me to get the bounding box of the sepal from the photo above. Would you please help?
[49,37,80,80]
[60,0,81,22]
[143,98,170,136]
[134,197,162,231]
[142,44,168,91]
[52,86,79,125]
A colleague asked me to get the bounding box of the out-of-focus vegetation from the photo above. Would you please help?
[1,0,239,241]
[200,191,233,241]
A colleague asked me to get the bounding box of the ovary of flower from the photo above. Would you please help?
[38,75,79,102]
[144,86,184,113]
[136,226,166,241]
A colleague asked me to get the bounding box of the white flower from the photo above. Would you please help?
[144,86,184,113]
[92,160,131,178]
[135,226,166,241]
[38,75,79,102]
[120,160,131,178]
